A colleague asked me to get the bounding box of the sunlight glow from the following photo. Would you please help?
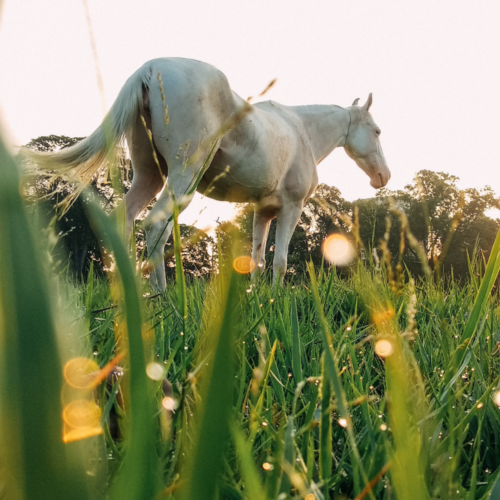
[322,234,355,266]
[372,308,395,326]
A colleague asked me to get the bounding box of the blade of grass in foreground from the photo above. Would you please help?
[181,268,239,500]
[173,200,188,374]
[441,226,500,399]
[84,196,160,500]
[356,267,430,500]
[0,136,89,499]
[291,292,303,383]
[307,263,375,500]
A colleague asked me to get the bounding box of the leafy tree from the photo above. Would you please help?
[24,135,215,280]
[164,225,214,279]
[22,136,133,279]
[360,170,500,279]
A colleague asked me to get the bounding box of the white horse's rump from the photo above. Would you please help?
[26,57,390,291]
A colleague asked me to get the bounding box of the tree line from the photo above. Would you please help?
[23,135,500,282]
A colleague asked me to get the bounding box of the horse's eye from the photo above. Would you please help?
[376,129,381,136]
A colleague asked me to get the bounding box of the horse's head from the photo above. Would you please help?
[344,94,390,189]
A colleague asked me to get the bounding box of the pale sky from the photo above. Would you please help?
[1,0,499,229]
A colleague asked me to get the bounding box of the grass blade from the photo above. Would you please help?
[0,136,90,499]
[182,269,239,500]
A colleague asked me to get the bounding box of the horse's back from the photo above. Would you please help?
[144,58,241,164]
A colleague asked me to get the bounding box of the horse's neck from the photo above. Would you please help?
[293,105,349,164]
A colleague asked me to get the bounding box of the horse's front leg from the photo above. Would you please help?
[251,209,273,280]
[273,201,303,286]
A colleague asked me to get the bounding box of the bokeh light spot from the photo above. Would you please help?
[375,339,394,358]
[146,362,165,381]
[338,418,348,428]
[162,397,178,411]
[493,391,500,407]
[63,357,99,390]
[63,400,102,429]
[233,256,256,274]
[322,234,355,266]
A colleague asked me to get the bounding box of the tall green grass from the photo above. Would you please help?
[2,130,500,500]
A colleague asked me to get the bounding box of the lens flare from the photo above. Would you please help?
[375,339,394,358]
[63,357,99,390]
[146,362,165,381]
[322,234,355,266]
[63,425,103,443]
[233,256,256,274]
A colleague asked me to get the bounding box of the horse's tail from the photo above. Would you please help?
[23,62,153,187]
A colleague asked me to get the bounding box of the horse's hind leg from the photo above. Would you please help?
[122,115,166,234]
[144,139,220,292]
[273,201,303,286]
[251,209,274,280]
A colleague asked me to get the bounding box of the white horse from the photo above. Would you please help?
[28,57,390,291]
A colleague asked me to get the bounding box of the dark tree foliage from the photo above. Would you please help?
[24,135,85,153]
[163,225,214,279]
[23,135,106,279]
[24,135,214,280]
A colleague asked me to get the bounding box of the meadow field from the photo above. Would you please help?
[1,134,500,500]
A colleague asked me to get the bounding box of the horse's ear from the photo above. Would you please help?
[362,93,373,111]
[352,98,360,106]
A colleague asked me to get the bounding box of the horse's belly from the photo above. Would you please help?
[198,150,278,203]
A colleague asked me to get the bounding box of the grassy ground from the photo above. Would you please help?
[2,135,500,500]
[75,263,500,500]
